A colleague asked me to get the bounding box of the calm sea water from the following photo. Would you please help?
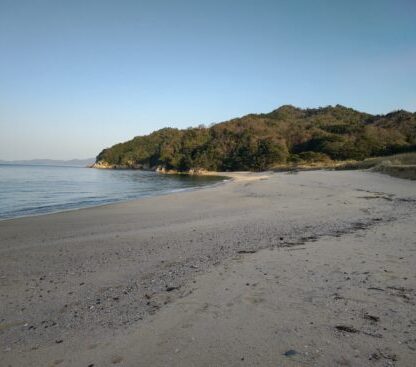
[0,165,225,220]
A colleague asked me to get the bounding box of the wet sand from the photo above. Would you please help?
[1,170,415,366]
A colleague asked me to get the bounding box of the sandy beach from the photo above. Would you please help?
[1,170,415,366]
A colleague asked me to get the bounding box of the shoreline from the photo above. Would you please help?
[1,170,415,366]
[0,171,267,223]
[0,171,239,222]
[91,151,416,181]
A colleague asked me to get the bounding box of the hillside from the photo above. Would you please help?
[95,105,416,172]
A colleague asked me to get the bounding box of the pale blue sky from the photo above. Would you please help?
[1,0,415,160]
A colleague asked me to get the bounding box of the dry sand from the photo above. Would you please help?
[0,170,415,366]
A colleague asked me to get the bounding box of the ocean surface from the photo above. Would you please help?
[0,164,225,220]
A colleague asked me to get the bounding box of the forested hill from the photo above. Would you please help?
[95,105,416,172]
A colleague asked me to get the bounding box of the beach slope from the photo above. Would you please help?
[1,170,415,366]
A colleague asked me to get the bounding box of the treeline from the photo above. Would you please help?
[96,105,416,171]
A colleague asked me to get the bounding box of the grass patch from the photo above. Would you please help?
[336,152,416,180]
[271,152,416,180]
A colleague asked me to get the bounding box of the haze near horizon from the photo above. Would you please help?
[1,0,415,160]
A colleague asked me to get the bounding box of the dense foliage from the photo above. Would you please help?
[96,105,416,171]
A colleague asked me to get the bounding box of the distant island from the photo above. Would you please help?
[94,105,416,172]
[0,158,95,167]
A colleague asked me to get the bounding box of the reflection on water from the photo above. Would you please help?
[0,165,225,220]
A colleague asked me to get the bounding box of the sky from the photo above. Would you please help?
[0,0,415,160]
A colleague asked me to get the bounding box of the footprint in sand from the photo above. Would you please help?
[111,355,124,364]
[242,291,266,305]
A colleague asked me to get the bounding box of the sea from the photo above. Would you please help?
[0,164,225,220]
